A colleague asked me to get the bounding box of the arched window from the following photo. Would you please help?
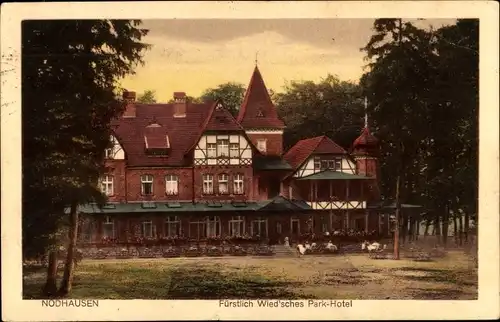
[141,174,154,195]
[100,175,114,196]
[202,174,214,194]
[233,174,244,195]
[218,174,229,194]
[165,174,179,195]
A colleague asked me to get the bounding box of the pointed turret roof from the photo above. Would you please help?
[237,66,285,129]
[353,127,378,148]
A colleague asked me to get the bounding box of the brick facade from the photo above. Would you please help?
[246,133,283,156]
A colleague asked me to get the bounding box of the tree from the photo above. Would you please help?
[22,19,149,296]
[137,89,157,103]
[200,82,246,117]
[360,18,478,249]
[274,74,364,151]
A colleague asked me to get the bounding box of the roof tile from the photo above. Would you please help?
[237,66,285,129]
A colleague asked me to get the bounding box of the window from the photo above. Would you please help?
[188,216,221,239]
[218,174,229,194]
[233,174,244,195]
[320,159,336,170]
[102,216,115,238]
[165,216,180,237]
[217,139,229,157]
[207,143,217,158]
[229,216,245,236]
[229,143,239,158]
[291,218,300,235]
[251,217,268,237]
[165,174,179,195]
[256,139,267,153]
[335,159,342,170]
[313,157,321,170]
[141,174,153,195]
[202,174,214,194]
[100,175,114,196]
[206,216,221,237]
[104,147,114,159]
[189,218,206,239]
[142,220,155,238]
[276,222,282,234]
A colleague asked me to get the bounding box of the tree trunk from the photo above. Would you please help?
[442,207,449,246]
[43,250,58,297]
[394,174,401,260]
[464,212,470,243]
[435,214,441,243]
[58,201,79,296]
[458,214,464,246]
[424,220,430,236]
[453,214,458,246]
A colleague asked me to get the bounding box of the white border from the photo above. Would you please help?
[1,1,499,321]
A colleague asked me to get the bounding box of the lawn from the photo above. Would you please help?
[23,251,477,300]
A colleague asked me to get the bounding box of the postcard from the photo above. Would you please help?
[1,1,499,321]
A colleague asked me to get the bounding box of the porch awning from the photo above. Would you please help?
[298,170,370,180]
[69,201,262,214]
[256,195,312,211]
[367,201,423,210]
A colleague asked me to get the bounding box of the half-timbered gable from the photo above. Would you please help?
[191,100,254,166]
[105,135,125,160]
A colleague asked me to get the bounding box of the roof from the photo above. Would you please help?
[73,201,263,214]
[202,101,244,132]
[367,201,423,209]
[298,170,370,180]
[352,127,378,150]
[236,66,285,129]
[70,197,314,215]
[257,196,312,211]
[112,101,212,167]
[283,135,347,171]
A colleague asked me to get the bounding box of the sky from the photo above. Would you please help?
[119,19,456,102]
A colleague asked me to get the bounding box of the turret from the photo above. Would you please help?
[237,64,285,156]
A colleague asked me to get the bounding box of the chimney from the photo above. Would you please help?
[173,92,187,118]
[123,91,136,102]
[122,90,136,118]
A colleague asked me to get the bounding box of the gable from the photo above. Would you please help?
[204,101,243,132]
[106,135,125,160]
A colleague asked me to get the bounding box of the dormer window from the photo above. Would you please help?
[216,102,224,110]
[144,123,170,156]
[257,110,264,117]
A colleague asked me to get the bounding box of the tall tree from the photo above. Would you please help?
[22,19,149,296]
[137,89,157,103]
[200,82,246,117]
[361,18,478,248]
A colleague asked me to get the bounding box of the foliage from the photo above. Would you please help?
[274,74,364,150]
[22,19,149,292]
[136,89,157,103]
[200,82,246,117]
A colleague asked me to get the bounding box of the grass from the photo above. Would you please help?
[23,251,477,300]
